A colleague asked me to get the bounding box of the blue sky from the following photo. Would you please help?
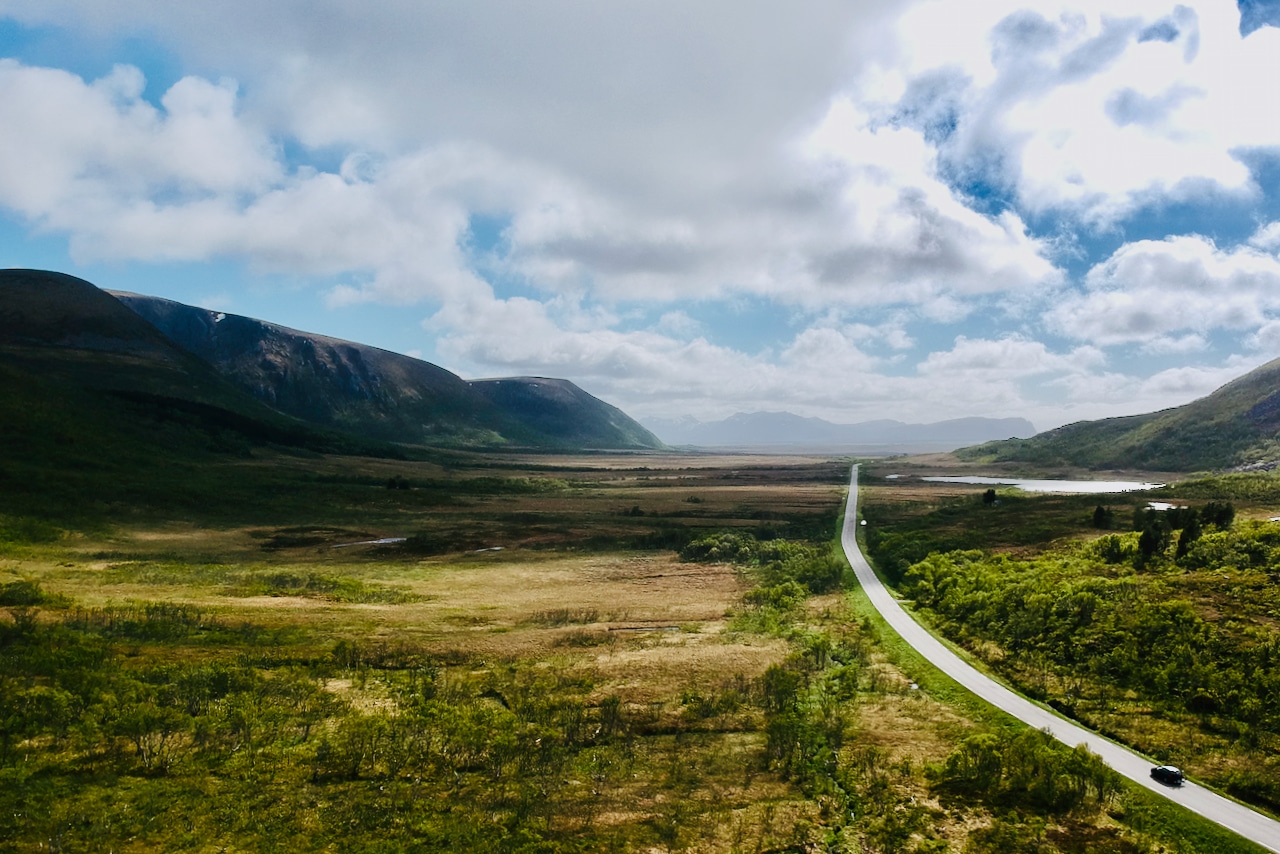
[2,1,1280,431]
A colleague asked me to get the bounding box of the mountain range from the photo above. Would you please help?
[113,290,661,451]
[0,268,674,518]
[645,411,1035,452]
[9,267,1280,477]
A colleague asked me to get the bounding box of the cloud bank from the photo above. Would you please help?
[2,1,1279,430]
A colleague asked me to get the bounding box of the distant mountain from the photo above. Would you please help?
[646,411,1035,450]
[113,291,662,451]
[958,356,1280,472]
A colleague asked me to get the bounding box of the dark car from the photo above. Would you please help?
[1151,765,1185,786]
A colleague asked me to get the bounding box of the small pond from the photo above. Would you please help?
[919,476,1165,494]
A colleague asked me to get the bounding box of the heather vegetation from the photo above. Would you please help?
[864,468,1280,819]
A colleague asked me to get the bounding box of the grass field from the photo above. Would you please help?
[1,449,1269,852]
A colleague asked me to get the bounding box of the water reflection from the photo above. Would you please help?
[919,476,1164,494]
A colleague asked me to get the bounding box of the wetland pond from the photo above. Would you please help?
[919,476,1165,494]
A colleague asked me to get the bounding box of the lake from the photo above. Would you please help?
[919,476,1165,494]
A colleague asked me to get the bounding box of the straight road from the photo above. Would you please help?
[841,465,1280,853]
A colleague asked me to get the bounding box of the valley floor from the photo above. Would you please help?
[0,451,1268,852]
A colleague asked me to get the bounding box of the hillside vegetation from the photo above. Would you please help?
[862,466,1280,819]
[958,357,1280,471]
[0,271,406,521]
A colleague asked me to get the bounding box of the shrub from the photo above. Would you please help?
[0,580,69,607]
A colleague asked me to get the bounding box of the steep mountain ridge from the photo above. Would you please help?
[113,291,663,450]
[113,292,523,447]
[0,269,393,519]
[0,270,338,432]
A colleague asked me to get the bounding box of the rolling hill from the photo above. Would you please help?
[958,356,1280,471]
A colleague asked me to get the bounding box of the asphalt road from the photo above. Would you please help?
[841,465,1280,853]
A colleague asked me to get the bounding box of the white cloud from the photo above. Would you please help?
[794,98,1062,302]
[0,51,1065,313]
[1048,234,1280,346]
[918,334,1104,378]
[1,2,1277,434]
[887,0,1280,225]
[431,294,1174,429]
[0,61,279,213]
[1042,357,1259,423]
[1139,333,1208,355]
[1250,221,1280,253]
[1247,319,1280,356]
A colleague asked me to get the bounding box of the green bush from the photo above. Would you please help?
[931,728,1118,816]
[0,580,69,607]
[0,516,62,545]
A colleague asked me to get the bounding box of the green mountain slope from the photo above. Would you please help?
[115,292,664,451]
[958,356,1280,471]
[113,292,527,447]
[0,270,399,520]
[470,377,665,450]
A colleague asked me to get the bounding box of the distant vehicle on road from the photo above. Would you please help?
[1151,765,1185,786]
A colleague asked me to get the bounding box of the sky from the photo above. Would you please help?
[3,1,1280,433]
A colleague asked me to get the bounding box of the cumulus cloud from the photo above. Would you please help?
[430,291,1143,428]
[795,98,1061,302]
[1250,221,1280,253]
[0,61,279,212]
[431,289,926,420]
[918,334,1103,378]
[1248,319,1280,355]
[1047,235,1280,346]
[1,2,1277,431]
[1046,357,1260,420]
[887,0,1280,225]
[0,51,1065,311]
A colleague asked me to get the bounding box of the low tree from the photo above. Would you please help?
[1175,511,1202,558]
[1201,501,1235,529]
[1132,506,1151,531]
[116,702,190,773]
[1138,520,1171,564]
